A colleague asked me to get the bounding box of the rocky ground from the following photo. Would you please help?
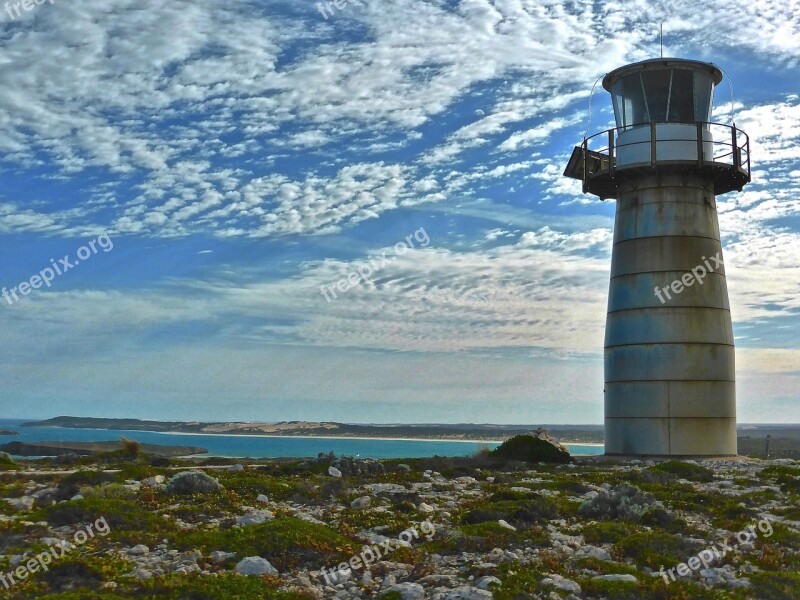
[1,447,799,599]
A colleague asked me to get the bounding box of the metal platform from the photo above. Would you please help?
[563,121,751,199]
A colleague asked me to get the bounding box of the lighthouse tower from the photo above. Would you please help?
[564,59,751,456]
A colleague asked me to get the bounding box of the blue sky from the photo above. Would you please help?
[0,0,797,424]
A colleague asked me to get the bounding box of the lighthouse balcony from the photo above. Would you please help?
[563,121,751,200]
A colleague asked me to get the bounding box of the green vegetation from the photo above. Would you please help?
[646,460,715,482]
[490,435,572,464]
[578,483,658,522]
[2,450,798,600]
[214,470,296,501]
[119,437,142,459]
[136,573,312,600]
[581,521,644,544]
[178,517,356,570]
[612,532,700,570]
[463,492,563,526]
[0,451,15,464]
[748,571,800,600]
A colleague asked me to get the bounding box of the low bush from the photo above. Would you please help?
[490,435,572,464]
[612,532,700,570]
[646,461,714,483]
[578,484,659,522]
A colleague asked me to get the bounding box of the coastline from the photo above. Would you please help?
[156,431,508,444]
[13,424,605,447]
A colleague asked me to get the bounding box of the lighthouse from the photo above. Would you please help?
[564,59,751,456]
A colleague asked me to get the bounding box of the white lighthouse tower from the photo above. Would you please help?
[564,58,751,456]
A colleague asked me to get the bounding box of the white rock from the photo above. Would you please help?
[328,466,342,478]
[358,531,391,545]
[418,502,435,513]
[577,545,612,561]
[365,483,407,494]
[226,464,245,471]
[236,556,278,576]
[497,519,517,531]
[256,494,269,503]
[475,575,502,590]
[6,496,34,511]
[210,551,237,563]
[592,574,638,582]
[351,496,372,509]
[541,574,581,594]
[70,494,84,501]
[236,509,274,526]
[386,582,425,600]
[443,587,493,599]
[142,475,166,486]
[700,568,726,585]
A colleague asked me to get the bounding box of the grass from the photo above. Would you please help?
[612,532,701,570]
[645,461,715,483]
[582,521,644,544]
[176,517,357,570]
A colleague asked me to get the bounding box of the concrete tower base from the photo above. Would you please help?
[604,170,737,456]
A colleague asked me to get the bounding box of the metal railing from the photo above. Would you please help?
[581,121,751,180]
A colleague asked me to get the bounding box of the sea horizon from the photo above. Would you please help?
[0,418,605,458]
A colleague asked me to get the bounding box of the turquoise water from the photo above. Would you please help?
[0,419,604,458]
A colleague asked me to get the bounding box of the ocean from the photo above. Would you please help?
[0,419,604,459]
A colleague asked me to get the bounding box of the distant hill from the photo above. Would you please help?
[21,416,606,443]
[1,440,206,457]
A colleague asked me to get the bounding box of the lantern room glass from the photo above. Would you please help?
[609,68,716,129]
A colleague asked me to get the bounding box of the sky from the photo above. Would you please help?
[0,0,797,424]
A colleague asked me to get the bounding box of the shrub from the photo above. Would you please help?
[490,435,572,464]
[53,470,117,502]
[38,497,162,532]
[748,571,800,599]
[136,573,307,599]
[120,437,141,459]
[646,461,714,483]
[613,532,700,570]
[582,521,643,544]
[464,495,561,527]
[178,517,355,570]
[578,484,659,522]
[549,480,591,494]
[215,471,294,501]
